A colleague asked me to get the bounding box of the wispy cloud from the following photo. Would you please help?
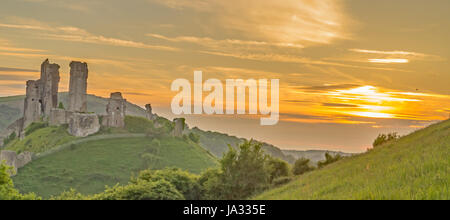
[149,0,350,46]
[0,20,178,51]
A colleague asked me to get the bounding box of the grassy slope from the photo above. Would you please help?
[192,128,295,163]
[5,125,77,154]
[256,120,450,200]
[12,137,218,198]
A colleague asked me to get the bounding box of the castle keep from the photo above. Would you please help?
[0,58,163,174]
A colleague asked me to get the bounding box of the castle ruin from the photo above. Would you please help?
[102,92,127,128]
[68,61,88,112]
[0,58,163,173]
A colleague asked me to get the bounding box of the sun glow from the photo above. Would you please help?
[369,59,409,64]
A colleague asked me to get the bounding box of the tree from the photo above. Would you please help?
[0,163,39,200]
[373,132,400,148]
[134,168,201,200]
[292,158,314,176]
[200,140,270,200]
[267,157,290,182]
[91,179,184,200]
[318,153,342,168]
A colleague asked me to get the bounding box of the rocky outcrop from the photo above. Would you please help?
[102,92,127,128]
[0,150,32,175]
[68,113,100,137]
[68,61,88,113]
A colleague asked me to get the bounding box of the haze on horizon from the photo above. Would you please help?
[0,0,449,153]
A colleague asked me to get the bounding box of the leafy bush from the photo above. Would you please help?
[373,132,401,147]
[50,189,85,200]
[0,163,39,200]
[58,102,65,109]
[318,153,342,168]
[293,158,314,176]
[134,168,201,200]
[91,179,184,200]
[267,157,290,182]
[199,140,271,200]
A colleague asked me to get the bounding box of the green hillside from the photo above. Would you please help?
[256,120,450,200]
[0,93,299,164]
[191,127,295,163]
[12,136,217,198]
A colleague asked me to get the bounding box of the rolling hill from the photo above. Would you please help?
[256,119,450,200]
[0,93,297,163]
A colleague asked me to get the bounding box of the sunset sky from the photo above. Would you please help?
[1,0,449,152]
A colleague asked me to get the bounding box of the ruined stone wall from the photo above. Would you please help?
[68,113,100,137]
[22,80,42,130]
[49,108,69,126]
[0,150,32,175]
[68,61,88,112]
[40,59,60,117]
[104,92,127,128]
[173,118,185,137]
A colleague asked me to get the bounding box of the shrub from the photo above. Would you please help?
[267,157,290,182]
[0,163,39,200]
[318,153,342,168]
[91,179,184,200]
[373,132,401,148]
[134,168,201,200]
[51,189,85,200]
[58,102,65,109]
[200,140,271,200]
[293,158,314,175]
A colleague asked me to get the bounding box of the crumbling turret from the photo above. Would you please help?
[23,80,42,130]
[173,118,185,137]
[68,61,88,112]
[102,92,127,128]
[40,59,60,116]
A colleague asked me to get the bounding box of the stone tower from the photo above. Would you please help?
[68,61,88,112]
[22,80,42,130]
[40,59,60,116]
[104,92,127,128]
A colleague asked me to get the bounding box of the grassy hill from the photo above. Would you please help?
[256,120,450,200]
[191,127,296,163]
[3,115,217,198]
[11,135,217,198]
[0,93,300,163]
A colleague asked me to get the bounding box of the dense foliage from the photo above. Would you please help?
[317,153,343,168]
[0,163,38,200]
[373,132,401,148]
[292,158,314,175]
